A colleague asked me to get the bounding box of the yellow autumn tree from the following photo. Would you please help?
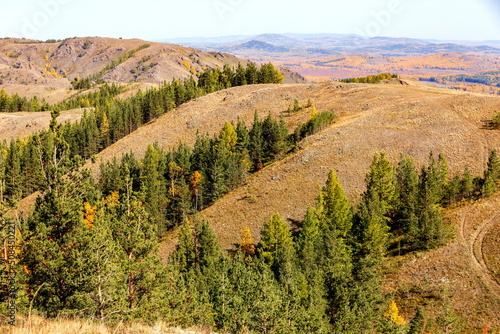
[240,226,255,256]
[83,202,98,228]
[101,113,110,148]
[190,170,203,210]
[385,300,406,325]
[217,122,238,151]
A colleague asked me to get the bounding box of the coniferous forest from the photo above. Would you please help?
[1,62,500,333]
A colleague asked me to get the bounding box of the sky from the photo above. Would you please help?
[1,0,499,42]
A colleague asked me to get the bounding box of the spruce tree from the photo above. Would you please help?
[408,307,425,334]
[318,169,353,237]
[364,152,397,217]
[482,149,500,197]
[106,188,164,315]
[396,156,420,243]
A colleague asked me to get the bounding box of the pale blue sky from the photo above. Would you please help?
[1,0,499,41]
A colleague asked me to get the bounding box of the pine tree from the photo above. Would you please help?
[408,307,425,334]
[217,122,238,152]
[259,213,294,280]
[364,152,397,217]
[234,63,247,86]
[318,169,353,237]
[141,144,168,232]
[416,153,449,249]
[172,219,196,273]
[78,198,127,319]
[249,111,264,171]
[461,167,474,199]
[194,218,220,269]
[482,149,500,197]
[396,156,420,242]
[106,187,164,314]
[296,207,321,269]
[22,170,97,316]
[245,62,259,84]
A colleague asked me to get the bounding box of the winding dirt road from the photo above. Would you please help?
[460,200,500,299]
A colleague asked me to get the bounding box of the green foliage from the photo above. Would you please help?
[198,62,284,92]
[430,71,500,87]
[408,307,425,334]
[0,89,50,112]
[482,149,500,197]
[17,144,498,331]
[259,213,294,272]
[293,109,337,142]
[88,44,150,82]
[491,112,500,129]
[318,169,353,237]
[340,73,397,84]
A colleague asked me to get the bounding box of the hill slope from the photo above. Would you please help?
[198,82,500,248]
[83,80,500,246]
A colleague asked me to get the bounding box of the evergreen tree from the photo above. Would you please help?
[249,111,264,170]
[416,153,449,249]
[245,62,259,84]
[318,169,353,237]
[78,197,127,319]
[408,307,425,334]
[259,213,294,281]
[233,63,248,86]
[482,149,500,197]
[396,156,420,242]
[171,219,196,273]
[106,187,164,314]
[364,152,397,217]
[141,144,168,232]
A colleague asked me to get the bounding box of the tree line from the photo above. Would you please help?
[0,62,284,205]
[340,73,398,84]
[0,90,51,113]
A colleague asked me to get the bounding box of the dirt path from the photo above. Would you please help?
[460,202,500,299]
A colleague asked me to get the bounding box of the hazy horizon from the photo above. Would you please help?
[1,0,499,42]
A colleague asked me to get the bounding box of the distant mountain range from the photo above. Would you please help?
[161,33,500,57]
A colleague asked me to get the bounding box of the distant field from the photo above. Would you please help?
[0,109,84,141]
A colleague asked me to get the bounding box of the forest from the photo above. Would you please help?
[1,63,500,333]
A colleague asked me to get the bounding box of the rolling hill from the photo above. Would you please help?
[74,79,500,329]
[0,37,306,103]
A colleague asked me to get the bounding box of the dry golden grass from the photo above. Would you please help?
[0,110,84,142]
[1,315,213,334]
[385,194,500,332]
